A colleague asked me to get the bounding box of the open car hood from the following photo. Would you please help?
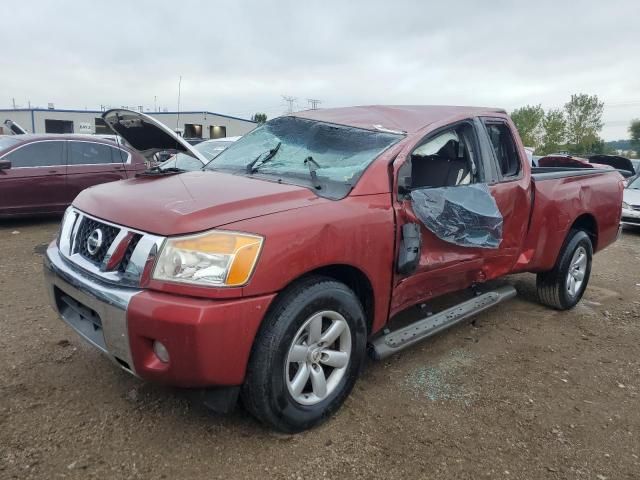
[588,155,635,177]
[101,109,208,163]
[3,119,27,135]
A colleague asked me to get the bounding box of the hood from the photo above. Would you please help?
[73,171,325,236]
[101,109,208,163]
[3,119,27,135]
[624,187,640,206]
[589,155,635,177]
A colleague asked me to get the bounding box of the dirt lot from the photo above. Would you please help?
[1,217,639,480]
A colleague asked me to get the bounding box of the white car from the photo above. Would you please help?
[159,136,241,171]
[622,175,640,227]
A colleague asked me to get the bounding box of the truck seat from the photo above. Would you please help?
[411,140,471,188]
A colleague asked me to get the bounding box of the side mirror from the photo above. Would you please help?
[0,160,11,170]
[397,223,421,274]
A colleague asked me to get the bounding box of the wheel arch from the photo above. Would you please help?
[570,213,598,252]
[269,264,375,335]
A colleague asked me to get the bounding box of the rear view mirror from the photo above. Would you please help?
[0,160,11,170]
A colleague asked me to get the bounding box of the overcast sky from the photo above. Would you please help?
[2,0,639,140]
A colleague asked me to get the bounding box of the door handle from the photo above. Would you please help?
[49,170,59,173]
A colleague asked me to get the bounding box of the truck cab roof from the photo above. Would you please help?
[293,105,507,134]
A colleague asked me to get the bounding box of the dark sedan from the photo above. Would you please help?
[0,134,147,218]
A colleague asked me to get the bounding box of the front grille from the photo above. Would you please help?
[75,217,120,264]
[59,208,164,287]
[118,234,142,273]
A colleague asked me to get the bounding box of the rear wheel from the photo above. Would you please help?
[241,276,367,432]
[536,229,593,310]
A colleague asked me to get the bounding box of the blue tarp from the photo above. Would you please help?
[410,184,503,249]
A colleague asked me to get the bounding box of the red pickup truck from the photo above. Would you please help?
[44,106,623,432]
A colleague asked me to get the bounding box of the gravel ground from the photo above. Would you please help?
[1,217,639,480]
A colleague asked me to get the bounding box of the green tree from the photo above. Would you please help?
[589,139,606,154]
[540,108,566,155]
[252,113,267,124]
[564,93,604,154]
[510,104,545,149]
[629,119,640,152]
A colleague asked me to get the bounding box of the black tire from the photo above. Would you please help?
[241,275,367,432]
[536,229,593,310]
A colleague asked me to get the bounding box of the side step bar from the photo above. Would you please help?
[370,285,517,360]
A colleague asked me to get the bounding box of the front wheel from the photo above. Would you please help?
[241,276,367,432]
[536,229,593,310]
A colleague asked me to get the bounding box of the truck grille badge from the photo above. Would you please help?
[86,228,104,256]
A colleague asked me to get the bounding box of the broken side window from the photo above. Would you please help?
[407,123,503,249]
[485,122,520,178]
[410,125,478,189]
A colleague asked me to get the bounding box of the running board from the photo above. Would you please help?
[370,285,517,360]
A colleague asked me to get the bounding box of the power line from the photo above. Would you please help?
[282,95,297,114]
[307,98,321,110]
[176,76,182,132]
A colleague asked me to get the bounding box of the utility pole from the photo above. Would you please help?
[176,76,182,132]
[282,95,297,114]
[307,99,321,110]
[12,97,16,109]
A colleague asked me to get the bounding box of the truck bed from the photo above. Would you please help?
[512,167,623,274]
[531,166,617,181]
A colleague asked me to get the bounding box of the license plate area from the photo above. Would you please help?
[54,286,108,353]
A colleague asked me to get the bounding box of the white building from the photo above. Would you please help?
[0,108,257,139]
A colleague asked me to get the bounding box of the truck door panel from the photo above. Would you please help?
[390,203,485,315]
[390,121,488,316]
[480,118,532,278]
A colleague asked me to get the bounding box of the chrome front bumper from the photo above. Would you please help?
[44,243,141,375]
[621,207,640,226]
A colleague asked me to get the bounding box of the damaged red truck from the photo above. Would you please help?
[44,106,623,432]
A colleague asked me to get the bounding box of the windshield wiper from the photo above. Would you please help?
[137,166,186,177]
[246,142,281,174]
[304,156,323,190]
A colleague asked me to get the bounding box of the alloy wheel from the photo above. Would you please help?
[284,310,352,406]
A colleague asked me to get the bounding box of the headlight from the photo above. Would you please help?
[622,201,631,210]
[57,206,73,247]
[152,230,263,287]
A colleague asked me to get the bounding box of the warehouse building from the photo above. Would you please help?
[0,108,257,139]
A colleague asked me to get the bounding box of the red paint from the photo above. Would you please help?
[127,290,276,387]
[0,134,146,218]
[511,171,623,272]
[70,106,623,388]
[74,170,326,235]
[105,231,135,271]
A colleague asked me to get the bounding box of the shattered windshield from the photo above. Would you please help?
[206,116,403,198]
